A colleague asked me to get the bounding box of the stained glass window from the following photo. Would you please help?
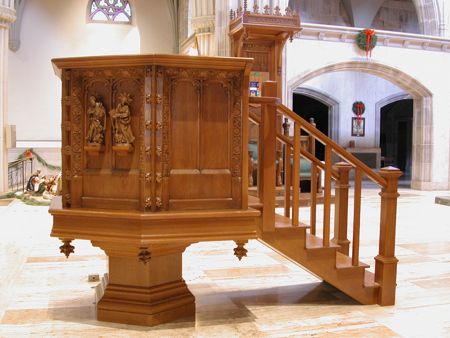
[88,0,132,24]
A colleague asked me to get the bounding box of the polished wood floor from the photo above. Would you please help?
[1,187,449,337]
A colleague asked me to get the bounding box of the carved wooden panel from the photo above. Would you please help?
[243,41,271,72]
[165,69,243,210]
[55,55,250,212]
[170,79,200,170]
[61,68,145,210]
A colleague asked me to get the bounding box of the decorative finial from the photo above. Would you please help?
[145,197,151,209]
[274,5,281,16]
[59,240,75,259]
[253,3,259,14]
[234,241,248,261]
[263,4,270,15]
[138,247,151,264]
[156,197,163,209]
[243,0,248,12]
[285,7,292,17]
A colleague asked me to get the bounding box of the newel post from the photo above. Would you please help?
[375,166,402,305]
[332,162,352,255]
[259,81,278,232]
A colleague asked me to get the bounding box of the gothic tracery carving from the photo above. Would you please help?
[70,81,83,176]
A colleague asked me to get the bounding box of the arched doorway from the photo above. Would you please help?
[292,89,338,160]
[380,99,414,183]
[293,93,328,160]
[287,60,433,190]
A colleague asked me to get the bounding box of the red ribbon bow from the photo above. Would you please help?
[364,29,375,58]
[356,102,364,124]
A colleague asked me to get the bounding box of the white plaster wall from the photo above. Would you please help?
[286,38,450,188]
[136,0,174,53]
[7,0,173,145]
[300,72,405,147]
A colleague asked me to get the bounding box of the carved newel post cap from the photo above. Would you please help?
[380,166,401,171]
[334,161,352,168]
[380,166,403,177]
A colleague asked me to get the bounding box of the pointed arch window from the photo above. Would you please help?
[88,0,132,24]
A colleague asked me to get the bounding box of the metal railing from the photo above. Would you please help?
[8,157,33,192]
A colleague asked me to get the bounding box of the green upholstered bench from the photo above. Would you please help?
[248,142,320,191]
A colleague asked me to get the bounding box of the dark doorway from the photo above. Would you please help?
[380,99,413,182]
[292,93,329,160]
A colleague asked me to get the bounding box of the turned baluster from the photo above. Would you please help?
[322,145,332,246]
[282,118,291,218]
[292,123,301,226]
[375,166,402,305]
[352,168,362,266]
[310,164,317,235]
[332,162,352,255]
[309,117,316,158]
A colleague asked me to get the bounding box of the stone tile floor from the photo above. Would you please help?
[0,187,449,337]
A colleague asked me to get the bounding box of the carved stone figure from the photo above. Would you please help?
[86,96,106,144]
[109,92,135,145]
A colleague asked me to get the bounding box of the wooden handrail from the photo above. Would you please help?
[249,111,339,180]
[277,104,387,187]
[248,82,401,306]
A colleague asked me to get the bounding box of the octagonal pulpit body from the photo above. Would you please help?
[49,54,258,326]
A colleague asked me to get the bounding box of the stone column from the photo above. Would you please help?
[215,0,229,56]
[191,0,216,56]
[437,0,450,37]
[0,0,16,193]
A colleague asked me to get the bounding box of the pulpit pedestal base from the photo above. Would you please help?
[95,246,195,326]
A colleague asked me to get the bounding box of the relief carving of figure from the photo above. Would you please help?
[109,92,135,145]
[86,96,106,144]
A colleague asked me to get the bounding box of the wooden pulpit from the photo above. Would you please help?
[229,5,301,98]
[49,54,258,326]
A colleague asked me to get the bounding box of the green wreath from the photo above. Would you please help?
[356,29,377,53]
[352,101,365,115]
[17,148,61,171]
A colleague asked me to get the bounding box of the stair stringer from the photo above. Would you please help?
[259,227,379,305]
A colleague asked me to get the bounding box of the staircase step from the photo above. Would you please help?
[335,252,370,270]
[334,252,369,280]
[248,187,335,207]
[274,213,309,229]
[248,195,263,210]
[364,271,380,289]
[305,233,340,250]
[275,193,335,207]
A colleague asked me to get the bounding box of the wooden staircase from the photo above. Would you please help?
[249,81,402,306]
[259,214,378,305]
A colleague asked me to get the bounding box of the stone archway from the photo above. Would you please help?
[412,0,440,36]
[292,87,340,142]
[287,60,433,190]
